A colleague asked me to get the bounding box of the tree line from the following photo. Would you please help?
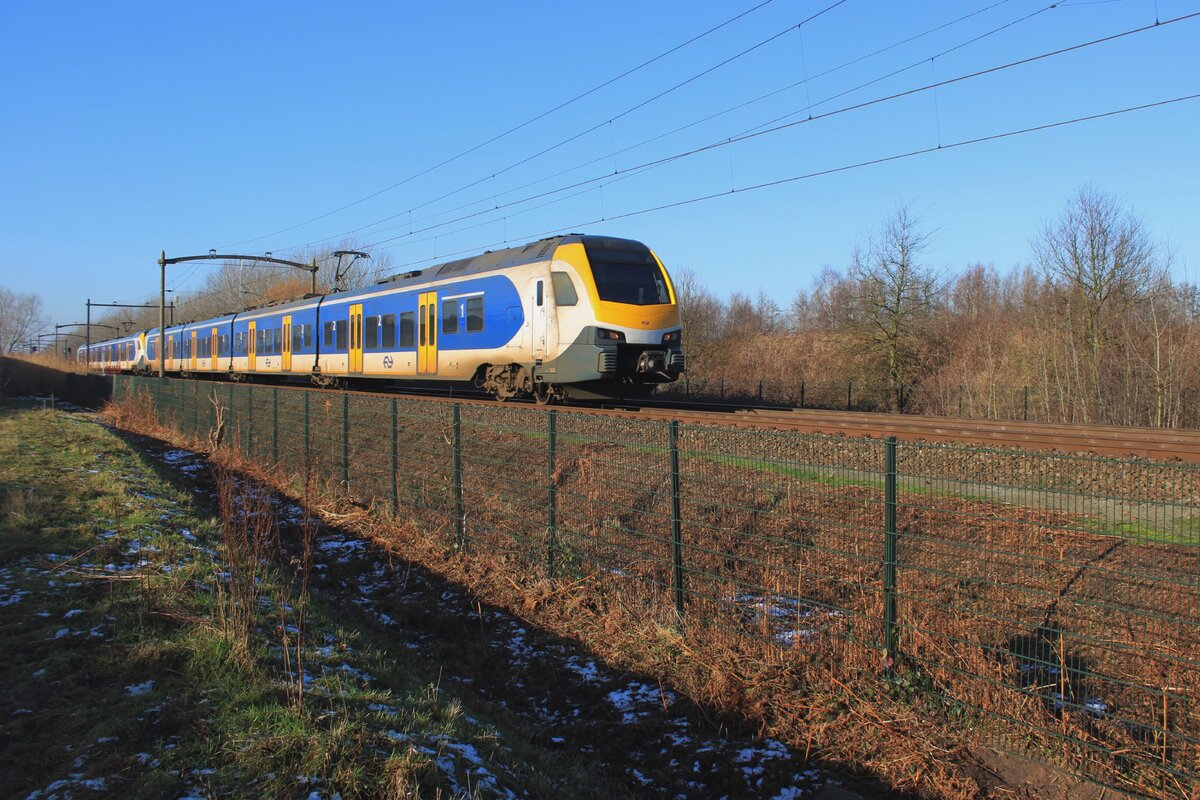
[672,186,1199,428]
[18,187,1198,429]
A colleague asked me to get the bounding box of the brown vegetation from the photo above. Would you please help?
[104,379,1199,798]
[674,188,1198,427]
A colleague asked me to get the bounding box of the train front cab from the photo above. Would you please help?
[549,236,685,398]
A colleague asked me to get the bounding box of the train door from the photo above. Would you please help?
[348,305,363,373]
[168,335,174,370]
[190,332,198,371]
[417,291,437,374]
[210,327,218,371]
[531,279,547,358]
[247,321,257,371]
[282,316,292,371]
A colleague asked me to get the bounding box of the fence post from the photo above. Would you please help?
[757,380,763,403]
[271,387,279,465]
[669,420,685,618]
[341,393,350,493]
[303,391,310,486]
[390,397,399,517]
[192,380,199,438]
[847,379,853,411]
[547,409,558,578]
[246,384,253,457]
[452,404,464,548]
[226,383,234,450]
[883,436,899,666]
[1023,385,1029,421]
[800,380,805,409]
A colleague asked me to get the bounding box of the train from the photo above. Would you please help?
[80,234,685,403]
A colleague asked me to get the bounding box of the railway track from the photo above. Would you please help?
[131,375,1200,465]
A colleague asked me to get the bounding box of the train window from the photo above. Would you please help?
[335,320,347,351]
[551,272,578,306]
[589,257,670,306]
[466,297,484,331]
[381,314,396,348]
[273,328,282,354]
[303,324,312,348]
[400,312,414,347]
[219,334,228,356]
[442,300,458,334]
[428,305,436,347]
[536,281,544,306]
[323,321,334,347]
[292,325,302,352]
[364,315,380,351]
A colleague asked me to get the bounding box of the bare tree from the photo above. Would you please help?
[671,267,724,369]
[846,206,941,410]
[1033,186,1164,416]
[0,287,48,353]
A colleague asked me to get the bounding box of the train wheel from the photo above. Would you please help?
[533,383,559,406]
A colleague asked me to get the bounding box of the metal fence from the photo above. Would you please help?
[115,376,1200,798]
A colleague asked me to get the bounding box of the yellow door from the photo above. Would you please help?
[282,316,292,372]
[348,305,363,373]
[190,332,197,370]
[418,291,437,374]
[248,321,256,371]
[168,335,174,370]
[211,327,218,370]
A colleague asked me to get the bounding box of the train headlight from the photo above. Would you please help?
[661,330,681,345]
[596,328,625,342]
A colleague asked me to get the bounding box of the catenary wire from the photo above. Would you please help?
[216,0,783,250]
[368,92,1199,272]
[281,0,1023,255]
[349,11,1197,252]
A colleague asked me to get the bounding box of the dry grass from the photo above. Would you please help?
[102,384,1199,800]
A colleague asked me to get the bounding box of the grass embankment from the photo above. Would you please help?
[0,400,609,798]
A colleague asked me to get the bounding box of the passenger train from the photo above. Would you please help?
[81,234,685,403]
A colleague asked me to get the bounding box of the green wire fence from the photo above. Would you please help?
[116,375,1200,798]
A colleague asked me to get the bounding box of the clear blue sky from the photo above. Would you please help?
[2,0,1197,329]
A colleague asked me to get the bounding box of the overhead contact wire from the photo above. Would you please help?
[218,0,783,249]
[352,11,1197,251]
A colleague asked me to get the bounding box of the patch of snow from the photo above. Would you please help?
[628,768,654,786]
[563,656,603,684]
[607,681,675,723]
[64,609,83,618]
[0,590,31,606]
[125,680,154,696]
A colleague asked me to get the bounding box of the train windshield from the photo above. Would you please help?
[586,241,670,306]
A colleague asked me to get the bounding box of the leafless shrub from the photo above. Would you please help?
[212,464,278,670]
